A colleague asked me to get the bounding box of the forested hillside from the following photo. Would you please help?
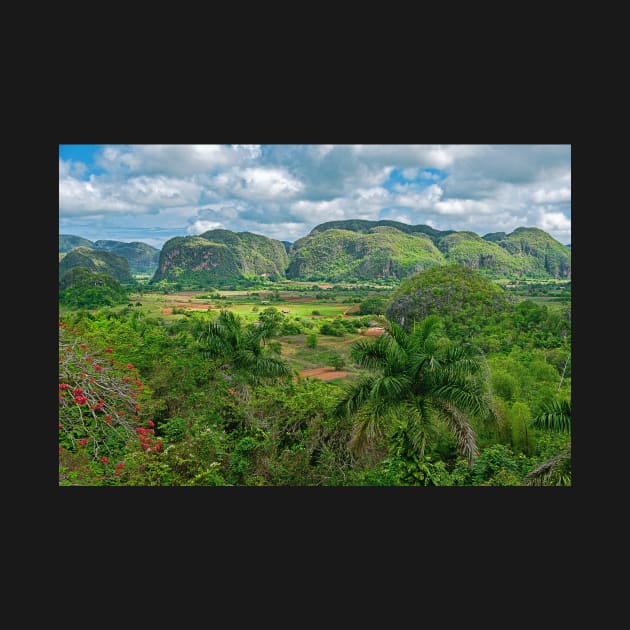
[60,223,570,288]
[152,229,289,285]
[59,246,134,283]
[59,264,571,487]
[59,235,160,274]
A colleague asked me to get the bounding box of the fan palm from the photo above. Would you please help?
[198,310,291,383]
[334,315,497,466]
[523,399,571,486]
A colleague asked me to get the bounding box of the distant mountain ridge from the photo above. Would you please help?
[59,221,570,286]
[148,220,570,285]
[59,246,133,283]
[59,235,160,274]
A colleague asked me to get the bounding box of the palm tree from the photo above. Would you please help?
[334,315,497,466]
[198,310,291,383]
[523,399,571,486]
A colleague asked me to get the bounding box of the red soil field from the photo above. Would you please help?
[299,367,349,381]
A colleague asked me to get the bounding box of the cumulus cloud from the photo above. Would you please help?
[537,208,572,232]
[59,144,571,245]
[532,186,572,203]
[207,167,304,200]
[187,220,224,235]
[95,144,259,176]
[59,172,201,217]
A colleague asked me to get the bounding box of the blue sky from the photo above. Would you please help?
[59,144,571,248]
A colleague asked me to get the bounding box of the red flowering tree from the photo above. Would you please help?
[59,323,157,469]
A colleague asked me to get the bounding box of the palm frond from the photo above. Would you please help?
[437,401,477,466]
[530,400,571,433]
[371,375,412,402]
[410,314,443,346]
[397,402,435,459]
[333,375,377,418]
[199,334,232,359]
[349,408,383,454]
[252,356,292,380]
[383,320,411,351]
[523,445,571,486]
[350,337,392,370]
[440,344,485,376]
[431,383,489,419]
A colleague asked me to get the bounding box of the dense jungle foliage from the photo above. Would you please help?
[58,264,571,487]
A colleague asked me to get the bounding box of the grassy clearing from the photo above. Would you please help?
[278,332,363,379]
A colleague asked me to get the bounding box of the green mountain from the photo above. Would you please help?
[59,235,160,274]
[386,264,513,331]
[60,222,570,286]
[481,227,571,278]
[304,220,571,280]
[287,227,446,281]
[59,247,133,283]
[59,267,129,308]
[59,234,93,252]
[437,231,520,276]
[310,218,454,240]
[93,240,160,274]
[152,229,289,285]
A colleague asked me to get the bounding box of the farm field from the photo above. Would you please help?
[117,288,386,382]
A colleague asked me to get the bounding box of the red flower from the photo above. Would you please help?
[58,423,63,429]
[115,462,125,469]
[85,357,93,363]
[77,438,89,446]
[100,456,108,464]
[72,387,84,395]
[58,445,63,452]
[59,383,70,390]
[104,414,113,424]
[105,348,113,353]
[147,420,155,427]
[80,344,88,350]
[127,363,134,370]
[94,364,103,372]
[74,395,88,405]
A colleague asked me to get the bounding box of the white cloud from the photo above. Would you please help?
[96,144,258,176]
[208,167,304,201]
[434,198,494,216]
[187,220,224,235]
[537,209,571,232]
[60,144,571,245]
[532,186,571,203]
[59,172,201,217]
[395,184,444,209]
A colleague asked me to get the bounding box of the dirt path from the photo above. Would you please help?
[299,367,349,381]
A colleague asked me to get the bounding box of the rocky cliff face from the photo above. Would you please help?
[151,231,289,284]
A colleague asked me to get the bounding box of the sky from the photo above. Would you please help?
[59,144,571,249]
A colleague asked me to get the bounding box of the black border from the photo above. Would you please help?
[50,99,579,563]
